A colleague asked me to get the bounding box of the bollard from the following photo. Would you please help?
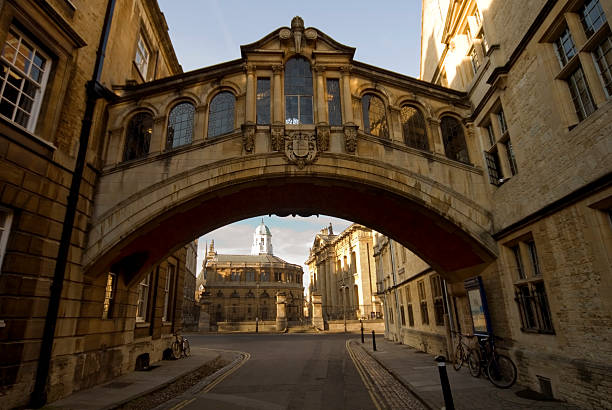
[361,321,364,344]
[372,330,377,351]
[435,356,455,410]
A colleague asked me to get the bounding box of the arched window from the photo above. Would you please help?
[440,116,470,163]
[284,57,313,124]
[208,92,235,138]
[361,94,389,138]
[167,102,195,148]
[401,105,429,151]
[123,112,153,161]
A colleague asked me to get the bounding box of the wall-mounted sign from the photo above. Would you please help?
[464,276,492,336]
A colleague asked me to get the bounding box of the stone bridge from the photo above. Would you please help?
[85,18,496,283]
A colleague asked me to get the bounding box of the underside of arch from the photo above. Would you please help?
[86,176,497,285]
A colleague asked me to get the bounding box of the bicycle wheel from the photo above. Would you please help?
[487,354,517,388]
[467,349,481,377]
[452,344,464,371]
[171,340,181,360]
[183,339,190,357]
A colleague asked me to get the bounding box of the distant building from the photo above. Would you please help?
[306,224,381,322]
[198,221,304,325]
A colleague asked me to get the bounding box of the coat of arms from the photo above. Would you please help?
[285,131,317,169]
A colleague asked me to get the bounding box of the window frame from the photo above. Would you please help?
[0,26,52,132]
[326,78,342,126]
[136,272,151,323]
[256,77,271,125]
[361,93,390,138]
[284,57,314,125]
[134,34,150,80]
[207,91,236,138]
[0,206,13,271]
[102,272,117,320]
[162,263,175,322]
[166,101,195,149]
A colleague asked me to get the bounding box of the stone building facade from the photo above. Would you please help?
[306,224,380,323]
[420,0,612,407]
[198,222,305,329]
[181,239,199,331]
[0,0,189,407]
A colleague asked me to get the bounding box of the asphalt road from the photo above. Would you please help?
[179,333,378,410]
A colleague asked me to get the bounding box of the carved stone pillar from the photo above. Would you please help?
[315,123,330,151]
[428,118,445,155]
[270,123,285,151]
[244,64,256,123]
[272,64,283,123]
[311,293,324,330]
[149,116,166,155]
[315,65,327,123]
[193,104,207,142]
[343,123,358,154]
[276,292,287,331]
[389,105,402,143]
[106,127,124,167]
[241,122,256,154]
[340,65,353,124]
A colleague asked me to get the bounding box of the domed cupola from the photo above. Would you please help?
[251,219,273,255]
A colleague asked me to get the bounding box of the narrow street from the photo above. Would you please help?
[163,333,377,410]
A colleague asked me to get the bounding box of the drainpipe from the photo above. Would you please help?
[31,1,117,407]
[388,239,401,342]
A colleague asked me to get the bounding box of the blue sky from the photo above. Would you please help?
[158,0,423,77]
[157,1,424,286]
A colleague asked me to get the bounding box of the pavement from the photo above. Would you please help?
[47,346,226,410]
[355,336,581,410]
[43,333,582,410]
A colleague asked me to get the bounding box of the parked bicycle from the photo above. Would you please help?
[171,333,190,359]
[451,332,475,371]
[467,335,517,388]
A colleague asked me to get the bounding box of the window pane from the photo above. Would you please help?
[484,150,501,185]
[401,105,428,150]
[580,0,606,37]
[256,78,271,124]
[208,92,235,138]
[326,79,342,126]
[300,96,313,124]
[284,57,313,124]
[567,66,596,121]
[594,35,612,98]
[554,28,577,67]
[167,102,195,148]
[512,245,525,279]
[440,116,470,163]
[361,94,389,138]
[285,95,299,125]
[123,112,153,161]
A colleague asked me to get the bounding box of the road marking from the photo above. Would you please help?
[201,351,251,393]
[170,397,195,410]
[346,340,384,410]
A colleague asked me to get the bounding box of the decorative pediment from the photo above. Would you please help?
[240,16,355,58]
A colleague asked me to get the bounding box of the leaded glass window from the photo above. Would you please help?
[208,92,235,138]
[580,0,606,38]
[594,34,612,98]
[484,149,501,185]
[440,116,470,163]
[567,66,596,121]
[285,57,313,124]
[167,102,194,148]
[400,105,428,150]
[135,35,150,79]
[256,78,271,124]
[326,78,342,126]
[0,28,50,131]
[124,112,153,161]
[362,94,389,138]
[554,27,577,67]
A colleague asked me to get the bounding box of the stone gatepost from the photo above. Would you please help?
[276,292,287,331]
[311,293,324,330]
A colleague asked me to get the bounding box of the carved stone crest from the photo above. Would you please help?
[316,123,330,152]
[241,122,256,153]
[279,16,318,53]
[270,123,285,151]
[285,131,318,169]
[343,123,358,154]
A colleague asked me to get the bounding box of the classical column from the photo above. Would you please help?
[340,65,354,124]
[149,116,166,155]
[318,262,327,316]
[106,126,124,167]
[326,257,333,317]
[193,104,207,142]
[272,64,283,124]
[428,118,445,155]
[244,64,256,123]
[276,292,287,331]
[315,65,327,123]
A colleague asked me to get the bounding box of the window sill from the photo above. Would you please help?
[520,328,555,335]
[135,321,150,328]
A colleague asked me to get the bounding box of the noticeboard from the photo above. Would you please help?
[464,276,492,336]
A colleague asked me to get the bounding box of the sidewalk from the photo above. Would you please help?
[356,337,580,410]
[48,347,223,410]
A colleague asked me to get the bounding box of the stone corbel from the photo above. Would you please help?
[270,122,285,151]
[343,123,359,154]
[241,122,256,154]
[316,122,330,151]
[340,65,352,75]
[272,64,284,73]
